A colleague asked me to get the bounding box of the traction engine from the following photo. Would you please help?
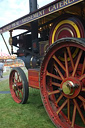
[0,0,85,127]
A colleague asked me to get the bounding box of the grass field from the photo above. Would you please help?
[0,70,55,128]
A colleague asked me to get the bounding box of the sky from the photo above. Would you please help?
[0,0,53,54]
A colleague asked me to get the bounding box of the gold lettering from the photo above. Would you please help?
[16,21,19,26]
[56,3,59,8]
[27,16,30,21]
[59,1,63,7]
[68,0,72,3]
[12,23,15,27]
[29,15,33,20]
[39,11,42,16]
[42,9,45,15]
[68,0,74,3]
[33,13,38,18]
[27,16,31,20]
[8,25,11,29]
[64,0,68,5]
[22,18,27,23]
[53,5,56,10]
[30,15,33,19]
[48,6,53,12]
[68,0,71,3]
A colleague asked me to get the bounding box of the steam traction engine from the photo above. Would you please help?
[0,0,85,127]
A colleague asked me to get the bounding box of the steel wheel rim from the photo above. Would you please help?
[40,39,85,128]
[10,70,24,103]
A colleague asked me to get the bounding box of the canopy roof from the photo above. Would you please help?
[0,0,83,34]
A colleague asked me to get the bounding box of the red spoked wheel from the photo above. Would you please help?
[40,38,85,128]
[9,67,29,104]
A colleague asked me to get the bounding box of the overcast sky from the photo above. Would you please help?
[0,0,53,54]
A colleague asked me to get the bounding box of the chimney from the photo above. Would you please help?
[29,0,38,52]
[29,0,37,13]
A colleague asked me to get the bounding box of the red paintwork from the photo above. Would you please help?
[28,69,40,89]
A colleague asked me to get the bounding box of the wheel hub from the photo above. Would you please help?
[62,81,75,95]
[61,77,81,98]
[14,84,18,91]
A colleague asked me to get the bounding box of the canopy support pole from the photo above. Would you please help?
[1,33,11,55]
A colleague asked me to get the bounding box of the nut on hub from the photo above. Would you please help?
[62,80,78,95]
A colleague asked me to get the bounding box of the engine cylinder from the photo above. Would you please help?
[19,55,40,69]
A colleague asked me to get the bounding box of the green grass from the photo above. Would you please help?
[0,79,55,128]
[0,79,9,91]
[3,70,10,76]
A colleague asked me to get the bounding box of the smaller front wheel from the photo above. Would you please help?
[9,67,29,104]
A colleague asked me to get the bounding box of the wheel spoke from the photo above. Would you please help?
[78,96,85,111]
[56,99,68,115]
[64,51,69,77]
[81,87,85,92]
[15,72,18,81]
[52,82,61,87]
[17,82,22,87]
[17,72,20,82]
[54,63,64,80]
[17,90,20,98]
[48,90,60,96]
[83,103,85,110]
[81,57,85,75]
[79,74,85,81]
[19,89,23,97]
[71,103,77,128]
[14,75,17,83]
[52,55,66,72]
[72,50,83,77]
[67,98,70,121]
[18,89,23,99]
[66,47,74,70]
[12,72,15,80]
[78,95,85,103]
[73,99,85,124]
[46,71,62,80]
[56,93,63,104]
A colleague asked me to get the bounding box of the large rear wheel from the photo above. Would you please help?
[40,38,85,128]
[9,67,29,104]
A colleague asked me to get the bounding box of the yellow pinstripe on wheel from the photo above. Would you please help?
[51,19,81,61]
[52,20,81,43]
